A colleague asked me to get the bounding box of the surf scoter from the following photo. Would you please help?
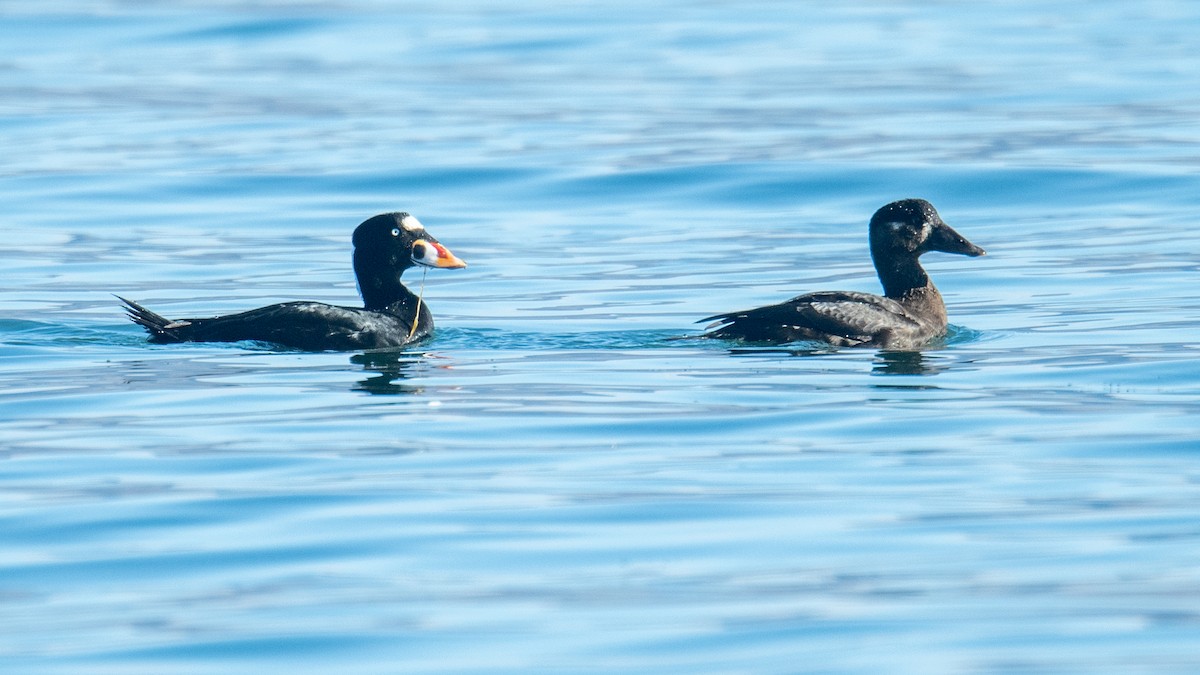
[119,212,466,351]
[700,199,984,349]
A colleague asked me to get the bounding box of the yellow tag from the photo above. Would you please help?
[406,268,428,341]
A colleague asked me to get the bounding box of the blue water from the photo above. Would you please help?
[3,2,1200,673]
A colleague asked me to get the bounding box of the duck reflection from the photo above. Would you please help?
[350,350,426,395]
[871,350,947,376]
[725,345,949,377]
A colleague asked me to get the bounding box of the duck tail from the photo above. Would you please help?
[116,295,189,342]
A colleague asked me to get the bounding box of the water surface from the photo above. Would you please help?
[2,2,1200,673]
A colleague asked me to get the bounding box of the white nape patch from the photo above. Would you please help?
[400,214,424,232]
[886,220,906,232]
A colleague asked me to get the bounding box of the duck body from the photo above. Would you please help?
[701,199,984,349]
[120,212,465,351]
[119,298,433,351]
[705,288,946,349]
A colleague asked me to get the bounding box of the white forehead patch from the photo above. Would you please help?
[400,214,424,232]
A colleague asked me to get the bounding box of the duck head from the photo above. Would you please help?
[869,199,985,260]
[353,212,466,310]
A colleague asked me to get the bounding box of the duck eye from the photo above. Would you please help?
[391,228,401,237]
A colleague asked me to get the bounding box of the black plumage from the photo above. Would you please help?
[120,212,466,351]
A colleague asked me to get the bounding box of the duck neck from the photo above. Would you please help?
[366,276,432,328]
[378,284,421,317]
[873,249,930,300]
[874,254,948,327]
[355,251,414,311]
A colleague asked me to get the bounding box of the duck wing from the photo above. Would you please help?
[701,291,918,346]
